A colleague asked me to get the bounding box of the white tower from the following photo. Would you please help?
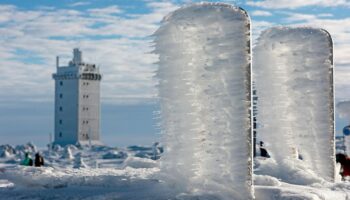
[53,48,102,146]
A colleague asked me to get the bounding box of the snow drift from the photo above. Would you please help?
[254,27,335,182]
[154,3,253,199]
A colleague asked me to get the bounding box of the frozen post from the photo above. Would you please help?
[254,27,335,182]
[49,132,52,156]
[154,3,253,199]
[88,126,92,149]
[56,56,59,68]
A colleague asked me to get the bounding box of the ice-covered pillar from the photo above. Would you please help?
[254,27,335,182]
[154,3,253,199]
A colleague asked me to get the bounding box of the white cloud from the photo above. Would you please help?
[318,13,334,18]
[281,12,318,23]
[251,10,272,17]
[279,12,333,23]
[88,5,123,16]
[69,1,91,7]
[247,0,350,9]
[0,4,16,23]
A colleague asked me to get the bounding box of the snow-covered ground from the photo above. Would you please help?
[1,143,350,199]
[0,143,170,200]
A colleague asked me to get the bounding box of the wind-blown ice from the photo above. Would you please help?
[254,27,335,182]
[154,3,253,199]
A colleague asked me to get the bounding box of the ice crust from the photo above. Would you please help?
[254,27,335,182]
[154,3,253,199]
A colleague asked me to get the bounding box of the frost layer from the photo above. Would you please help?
[254,27,335,182]
[154,3,253,199]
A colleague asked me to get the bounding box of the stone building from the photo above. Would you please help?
[52,48,102,146]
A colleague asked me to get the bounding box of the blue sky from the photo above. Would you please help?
[0,0,350,147]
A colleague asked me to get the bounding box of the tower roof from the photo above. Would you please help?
[72,48,82,65]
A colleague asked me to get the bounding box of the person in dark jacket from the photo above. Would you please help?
[336,153,350,180]
[34,152,44,167]
[259,141,270,158]
[22,152,33,166]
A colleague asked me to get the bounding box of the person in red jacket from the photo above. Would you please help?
[336,153,350,180]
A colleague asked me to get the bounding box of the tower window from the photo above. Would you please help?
[59,119,62,124]
[59,106,62,111]
[59,93,63,98]
[60,81,63,86]
[59,132,62,137]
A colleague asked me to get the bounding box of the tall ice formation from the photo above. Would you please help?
[154,3,253,199]
[254,27,335,182]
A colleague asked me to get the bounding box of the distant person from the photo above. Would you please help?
[259,141,270,158]
[34,152,44,167]
[336,153,350,180]
[152,142,160,160]
[22,152,33,166]
[298,153,303,160]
